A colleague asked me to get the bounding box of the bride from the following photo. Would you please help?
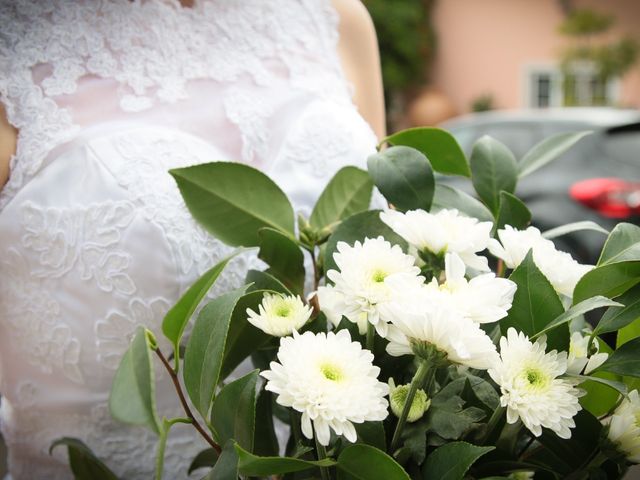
[0,0,384,478]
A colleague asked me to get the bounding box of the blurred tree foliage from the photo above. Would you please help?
[364,0,435,106]
[558,8,638,106]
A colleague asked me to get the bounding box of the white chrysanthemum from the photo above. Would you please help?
[317,236,424,337]
[380,208,492,271]
[566,331,608,375]
[261,330,389,446]
[488,226,594,298]
[246,293,312,337]
[423,253,516,324]
[379,297,498,369]
[488,328,583,439]
[604,389,640,462]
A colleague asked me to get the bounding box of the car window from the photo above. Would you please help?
[603,130,640,166]
[448,126,477,155]
[478,123,540,159]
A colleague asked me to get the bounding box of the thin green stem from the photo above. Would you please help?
[290,410,302,446]
[315,435,331,480]
[480,405,505,446]
[366,323,375,352]
[390,360,430,453]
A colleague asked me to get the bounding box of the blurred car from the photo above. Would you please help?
[440,108,640,264]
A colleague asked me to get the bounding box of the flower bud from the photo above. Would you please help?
[388,378,430,423]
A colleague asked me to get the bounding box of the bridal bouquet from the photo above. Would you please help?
[57,128,640,479]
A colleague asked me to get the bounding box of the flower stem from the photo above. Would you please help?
[390,360,430,453]
[155,417,190,480]
[480,404,505,445]
[366,323,375,352]
[315,434,331,480]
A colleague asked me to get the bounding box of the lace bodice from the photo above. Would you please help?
[0,1,377,478]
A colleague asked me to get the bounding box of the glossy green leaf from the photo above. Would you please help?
[421,442,494,480]
[431,184,494,222]
[324,210,407,275]
[354,421,386,451]
[220,290,272,380]
[573,261,640,303]
[50,438,119,480]
[252,390,279,457]
[542,221,609,239]
[495,191,531,232]
[257,228,304,295]
[337,444,409,480]
[184,286,248,419]
[310,166,374,231]
[569,373,627,396]
[211,370,259,451]
[109,328,160,434]
[234,443,335,476]
[170,162,294,247]
[367,146,435,211]
[204,441,238,480]
[579,345,622,418]
[502,251,568,351]
[594,284,640,335]
[469,136,518,215]
[188,449,219,474]
[518,131,592,178]
[594,336,640,378]
[533,296,621,338]
[598,222,640,266]
[162,250,243,352]
[383,127,470,177]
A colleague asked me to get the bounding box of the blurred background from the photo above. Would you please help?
[365,0,639,129]
[365,0,640,267]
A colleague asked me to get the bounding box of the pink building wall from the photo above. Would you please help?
[430,0,640,115]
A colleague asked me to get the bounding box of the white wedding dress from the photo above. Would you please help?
[0,1,377,478]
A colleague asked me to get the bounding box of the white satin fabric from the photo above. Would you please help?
[0,1,377,478]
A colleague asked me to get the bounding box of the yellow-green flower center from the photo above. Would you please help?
[320,363,343,382]
[522,367,549,390]
[275,304,292,317]
[372,269,387,283]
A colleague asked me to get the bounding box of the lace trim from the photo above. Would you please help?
[0,0,350,211]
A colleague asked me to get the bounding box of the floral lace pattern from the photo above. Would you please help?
[21,200,137,295]
[0,0,349,211]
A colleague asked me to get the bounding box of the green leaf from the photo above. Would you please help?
[502,251,568,351]
[188,449,219,474]
[162,251,242,354]
[253,390,279,457]
[367,146,435,212]
[170,162,295,247]
[220,291,273,380]
[594,336,640,378]
[184,286,248,418]
[310,166,374,231]
[542,221,609,239]
[598,223,640,266]
[533,296,621,338]
[568,373,627,396]
[518,131,592,178]
[495,191,531,232]
[109,328,161,434]
[211,370,259,451]
[354,421,386,451]
[594,284,640,336]
[234,443,336,476]
[337,444,409,480]
[50,438,119,480]
[324,210,407,275]
[431,184,494,222]
[421,442,494,480]
[204,440,238,480]
[469,136,518,216]
[245,269,291,295]
[383,127,470,177]
[257,228,304,295]
[573,261,640,303]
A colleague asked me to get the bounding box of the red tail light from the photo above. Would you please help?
[570,178,640,218]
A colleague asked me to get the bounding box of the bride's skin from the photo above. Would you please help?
[0,0,385,190]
